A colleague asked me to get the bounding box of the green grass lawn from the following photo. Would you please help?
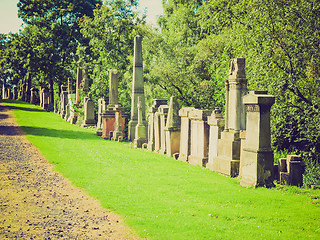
[2,99,320,240]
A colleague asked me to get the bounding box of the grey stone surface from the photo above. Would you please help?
[240,91,275,187]
[133,97,147,148]
[128,35,147,141]
[178,107,195,162]
[81,93,96,127]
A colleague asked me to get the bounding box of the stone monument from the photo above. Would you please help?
[178,107,195,162]
[81,93,96,127]
[206,108,225,171]
[101,70,126,139]
[30,87,38,104]
[213,58,247,177]
[279,155,305,187]
[13,86,18,100]
[164,96,181,157]
[158,105,169,154]
[239,91,275,187]
[188,109,212,167]
[147,99,168,151]
[128,35,147,141]
[96,97,108,136]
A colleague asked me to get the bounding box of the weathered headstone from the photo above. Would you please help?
[164,96,181,157]
[206,108,225,170]
[188,109,212,166]
[60,85,68,118]
[111,110,124,141]
[178,107,195,162]
[128,35,147,141]
[147,99,168,152]
[239,91,275,187]
[81,93,96,127]
[213,58,247,177]
[133,97,148,148]
[158,105,169,154]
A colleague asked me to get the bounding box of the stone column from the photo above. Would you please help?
[240,91,275,187]
[81,93,96,127]
[128,35,147,141]
[109,69,119,105]
[133,97,148,148]
[164,96,181,157]
[178,107,195,162]
[213,58,247,177]
[158,105,169,154]
[206,108,225,171]
[82,66,90,94]
[76,65,83,105]
[147,99,168,152]
[188,109,212,167]
[101,69,126,140]
[112,110,124,141]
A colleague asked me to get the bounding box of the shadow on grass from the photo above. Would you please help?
[1,99,45,112]
[20,126,99,140]
[0,126,22,136]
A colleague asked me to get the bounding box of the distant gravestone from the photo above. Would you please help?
[164,96,181,157]
[13,86,18,100]
[43,88,50,111]
[96,98,108,136]
[206,108,225,171]
[30,88,38,104]
[188,109,212,167]
[158,105,169,154]
[147,99,168,152]
[178,107,195,162]
[81,93,96,127]
[153,111,161,153]
[279,155,305,187]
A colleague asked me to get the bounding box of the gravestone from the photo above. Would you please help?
[164,96,181,157]
[13,86,18,100]
[43,88,50,111]
[7,88,12,100]
[128,35,147,141]
[111,110,124,141]
[178,107,195,162]
[158,105,169,154]
[240,91,275,187]
[206,108,225,170]
[60,86,68,119]
[154,111,161,152]
[147,99,168,151]
[133,97,148,148]
[188,109,212,166]
[30,88,38,104]
[213,58,247,177]
[279,155,305,187]
[101,70,126,139]
[81,93,96,127]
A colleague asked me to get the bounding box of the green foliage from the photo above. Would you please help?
[4,100,320,240]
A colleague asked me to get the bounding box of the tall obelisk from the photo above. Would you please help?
[128,35,147,141]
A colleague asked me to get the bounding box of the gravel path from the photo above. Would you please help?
[0,103,140,240]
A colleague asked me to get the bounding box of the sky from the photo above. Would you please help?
[0,0,164,34]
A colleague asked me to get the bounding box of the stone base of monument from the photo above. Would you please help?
[240,149,274,187]
[96,128,103,136]
[188,155,208,167]
[81,120,96,128]
[212,130,241,177]
[134,138,147,148]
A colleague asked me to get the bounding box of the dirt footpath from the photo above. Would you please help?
[0,103,140,240]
